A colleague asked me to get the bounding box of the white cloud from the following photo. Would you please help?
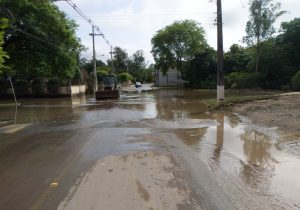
[56,0,300,63]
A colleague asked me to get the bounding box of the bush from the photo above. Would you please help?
[225,72,260,89]
[97,70,109,82]
[15,79,30,95]
[0,78,10,94]
[201,78,216,89]
[291,70,300,90]
[32,79,44,95]
[47,78,60,94]
[117,73,133,84]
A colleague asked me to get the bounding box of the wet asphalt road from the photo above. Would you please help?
[0,89,300,210]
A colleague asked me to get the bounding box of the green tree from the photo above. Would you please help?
[186,47,217,88]
[291,70,300,91]
[129,50,147,82]
[107,46,128,74]
[81,59,106,74]
[244,0,285,73]
[0,18,8,75]
[277,18,300,72]
[224,44,251,73]
[1,0,83,81]
[117,72,132,84]
[151,20,207,77]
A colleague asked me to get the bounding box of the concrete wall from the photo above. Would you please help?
[1,85,86,98]
[70,85,86,95]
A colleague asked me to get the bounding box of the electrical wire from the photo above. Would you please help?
[0,8,69,47]
[0,8,78,57]
[63,0,112,48]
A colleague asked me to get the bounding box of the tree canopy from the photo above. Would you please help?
[244,0,286,72]
[107,46,128,74]
[278,18,300,70]
[1,0,83,80]
[151,20,207,75]
[224,44,252,74]
[129,50,147,82]
[0,18,8,75]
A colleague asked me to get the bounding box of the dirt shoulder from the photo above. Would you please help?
[233,92,300,143]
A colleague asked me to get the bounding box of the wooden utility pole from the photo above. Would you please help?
[217,0,224,104]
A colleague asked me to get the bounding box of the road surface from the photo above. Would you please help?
[0,89,299,210]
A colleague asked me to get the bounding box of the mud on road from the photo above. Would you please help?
[233,92,300,145]
[1,90,300,210]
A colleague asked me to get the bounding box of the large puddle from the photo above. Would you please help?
[0,89,299,208]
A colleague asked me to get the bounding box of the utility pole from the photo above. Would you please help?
[217,0,224,105]
[109,46,115,74]
[89,25,101,95]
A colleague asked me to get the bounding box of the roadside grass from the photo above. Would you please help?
[204,94,279,109]
[197,89,286,109]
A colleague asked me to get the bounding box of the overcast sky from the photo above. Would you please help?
[55,0,299,64]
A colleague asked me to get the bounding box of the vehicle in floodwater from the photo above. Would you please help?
[96,75,120,100]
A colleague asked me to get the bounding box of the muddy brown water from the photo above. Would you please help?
[0,89,299,209]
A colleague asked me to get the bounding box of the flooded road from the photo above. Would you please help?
[0,89,299,209]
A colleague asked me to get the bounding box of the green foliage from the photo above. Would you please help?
[225,72,260,89]
[32,78,44,95]
[2,0,83,80]
[143,67,154,83]
[224,44,252,73]
[244,0,286,72]
[47,78,61,94]
[151,20,207,76]
[111,47,128,74]
[291,70,300,91]
[255,39,290,89]
[185,47,217,88]
[278,18,300,71]
[97,69,109,82]
[15,79,30,95]
[117,73,133,84]
[128,50,147,82]
[81,59,106,74]
[244,0,285,45]
[0,18,9,75]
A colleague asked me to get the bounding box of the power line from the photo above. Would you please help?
[0,8,63,51]
[0,8,71,50]
[60,0,112,48]
[0,8,78,58]
[68,12,216,18]
[56,0,115,95]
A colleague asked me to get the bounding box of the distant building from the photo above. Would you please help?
[155,67,182,87]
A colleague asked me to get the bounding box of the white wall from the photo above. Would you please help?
[155,68,181,87]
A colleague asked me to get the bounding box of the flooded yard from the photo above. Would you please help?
[0,89,299,209]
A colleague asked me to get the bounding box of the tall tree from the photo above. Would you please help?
[186,47,217,88]
[151,20,207,77]
[129,50,147,82]
[244,0,285,73]
[278,18,300,71]
[224,44,251,73]
[110,46,128,74]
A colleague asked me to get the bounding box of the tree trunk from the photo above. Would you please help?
[177,59,184,80]
[255,40,260,73]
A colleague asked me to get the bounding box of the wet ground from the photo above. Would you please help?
[0,89,299,209]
